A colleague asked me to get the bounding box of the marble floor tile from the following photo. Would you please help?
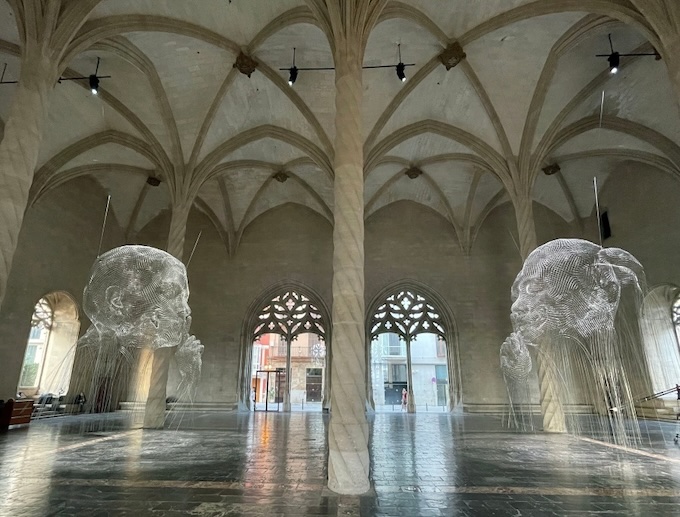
[0,411,679,516]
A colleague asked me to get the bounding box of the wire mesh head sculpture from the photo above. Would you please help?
[77,245,203,404]
[501,238,648,444]
[510,239,645,345]
[81,246,191,350]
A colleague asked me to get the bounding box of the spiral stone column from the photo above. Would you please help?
[513,190,538,262]
[166,201,191,260]
[535,347,566,432]
[141,201,190,428]
[0,0,99,313]
[513,190,566,433]
[327,48,370,495]
[0,53,55,310]
[143,346,174,428]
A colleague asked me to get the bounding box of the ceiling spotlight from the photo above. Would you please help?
[287,47,298,86]
[396,62,406,82]
[608,52,620,74]
[277,46,416,83]
[396,43,406,82]
[596,34,660,76]
[89,74,99,94]
[55,57,110,94]
[288,66,298,86]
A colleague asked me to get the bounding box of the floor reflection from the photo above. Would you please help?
[1,412,680,515]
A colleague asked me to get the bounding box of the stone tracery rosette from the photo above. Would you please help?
[369,290,445,342]
[253,290,326,343]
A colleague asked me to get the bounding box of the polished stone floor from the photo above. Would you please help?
[1,411,680,516]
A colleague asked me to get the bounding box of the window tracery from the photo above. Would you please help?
[31,297,53,330]
[253,290,326,347]
[369,290,446,342]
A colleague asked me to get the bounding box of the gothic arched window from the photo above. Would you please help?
[253,290,325,343]
[369,290,446,342]
[369,288,451,413]
[250,289,328,412]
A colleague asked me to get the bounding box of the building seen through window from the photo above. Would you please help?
[249,290,327,412]
[17,293,80,399]
[369,289,451,412]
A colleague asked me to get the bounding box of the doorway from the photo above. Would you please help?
[368,286,458,413]
[253,368,286,412]
[245,287,330,412]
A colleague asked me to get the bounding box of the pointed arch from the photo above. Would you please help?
[641,285,680,400]
[366,280,461,409]
[238,281,331,411]
[18,291,81,398]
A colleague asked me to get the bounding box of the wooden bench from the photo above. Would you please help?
[11,399,33,426]
[0,399,34,430]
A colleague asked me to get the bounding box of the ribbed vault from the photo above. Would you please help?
[1,0,678,253]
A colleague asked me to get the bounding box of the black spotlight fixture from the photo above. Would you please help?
[288,48,298,86]
[396,44,407,82]
[288,67,298,86]
[89,74,100,94]
[596,34,660,76]
[396,62,406,82]
[608,52,620,75]
[278,46,415,83]
[57,57,110,94]
[361,43,414,82]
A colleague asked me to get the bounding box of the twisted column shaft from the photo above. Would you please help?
[514,191,566,433]
[0,53,54,310]
[166,201,191,260]
[514,190,537,263]
[141,202,190,428]
[143,347,173,428]
[535,349,566,432]
[327,49,370,495]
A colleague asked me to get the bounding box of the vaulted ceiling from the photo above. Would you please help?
[1,0,678,254]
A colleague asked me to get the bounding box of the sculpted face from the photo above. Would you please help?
[510,239,623,344]
[126,261,191,349]
[83,246,192,349]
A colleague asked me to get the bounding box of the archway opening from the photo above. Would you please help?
[17,292,80,405]
[369,288,454,413]
[251,332,326,411]
[247,289,328,412]
[639,286,680,393]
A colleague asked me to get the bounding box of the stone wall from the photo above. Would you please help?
[3,165,680,410]
[0,177,124,400]
[595,162,680,287]
[135,203,334,405]
[138,199,572,409]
